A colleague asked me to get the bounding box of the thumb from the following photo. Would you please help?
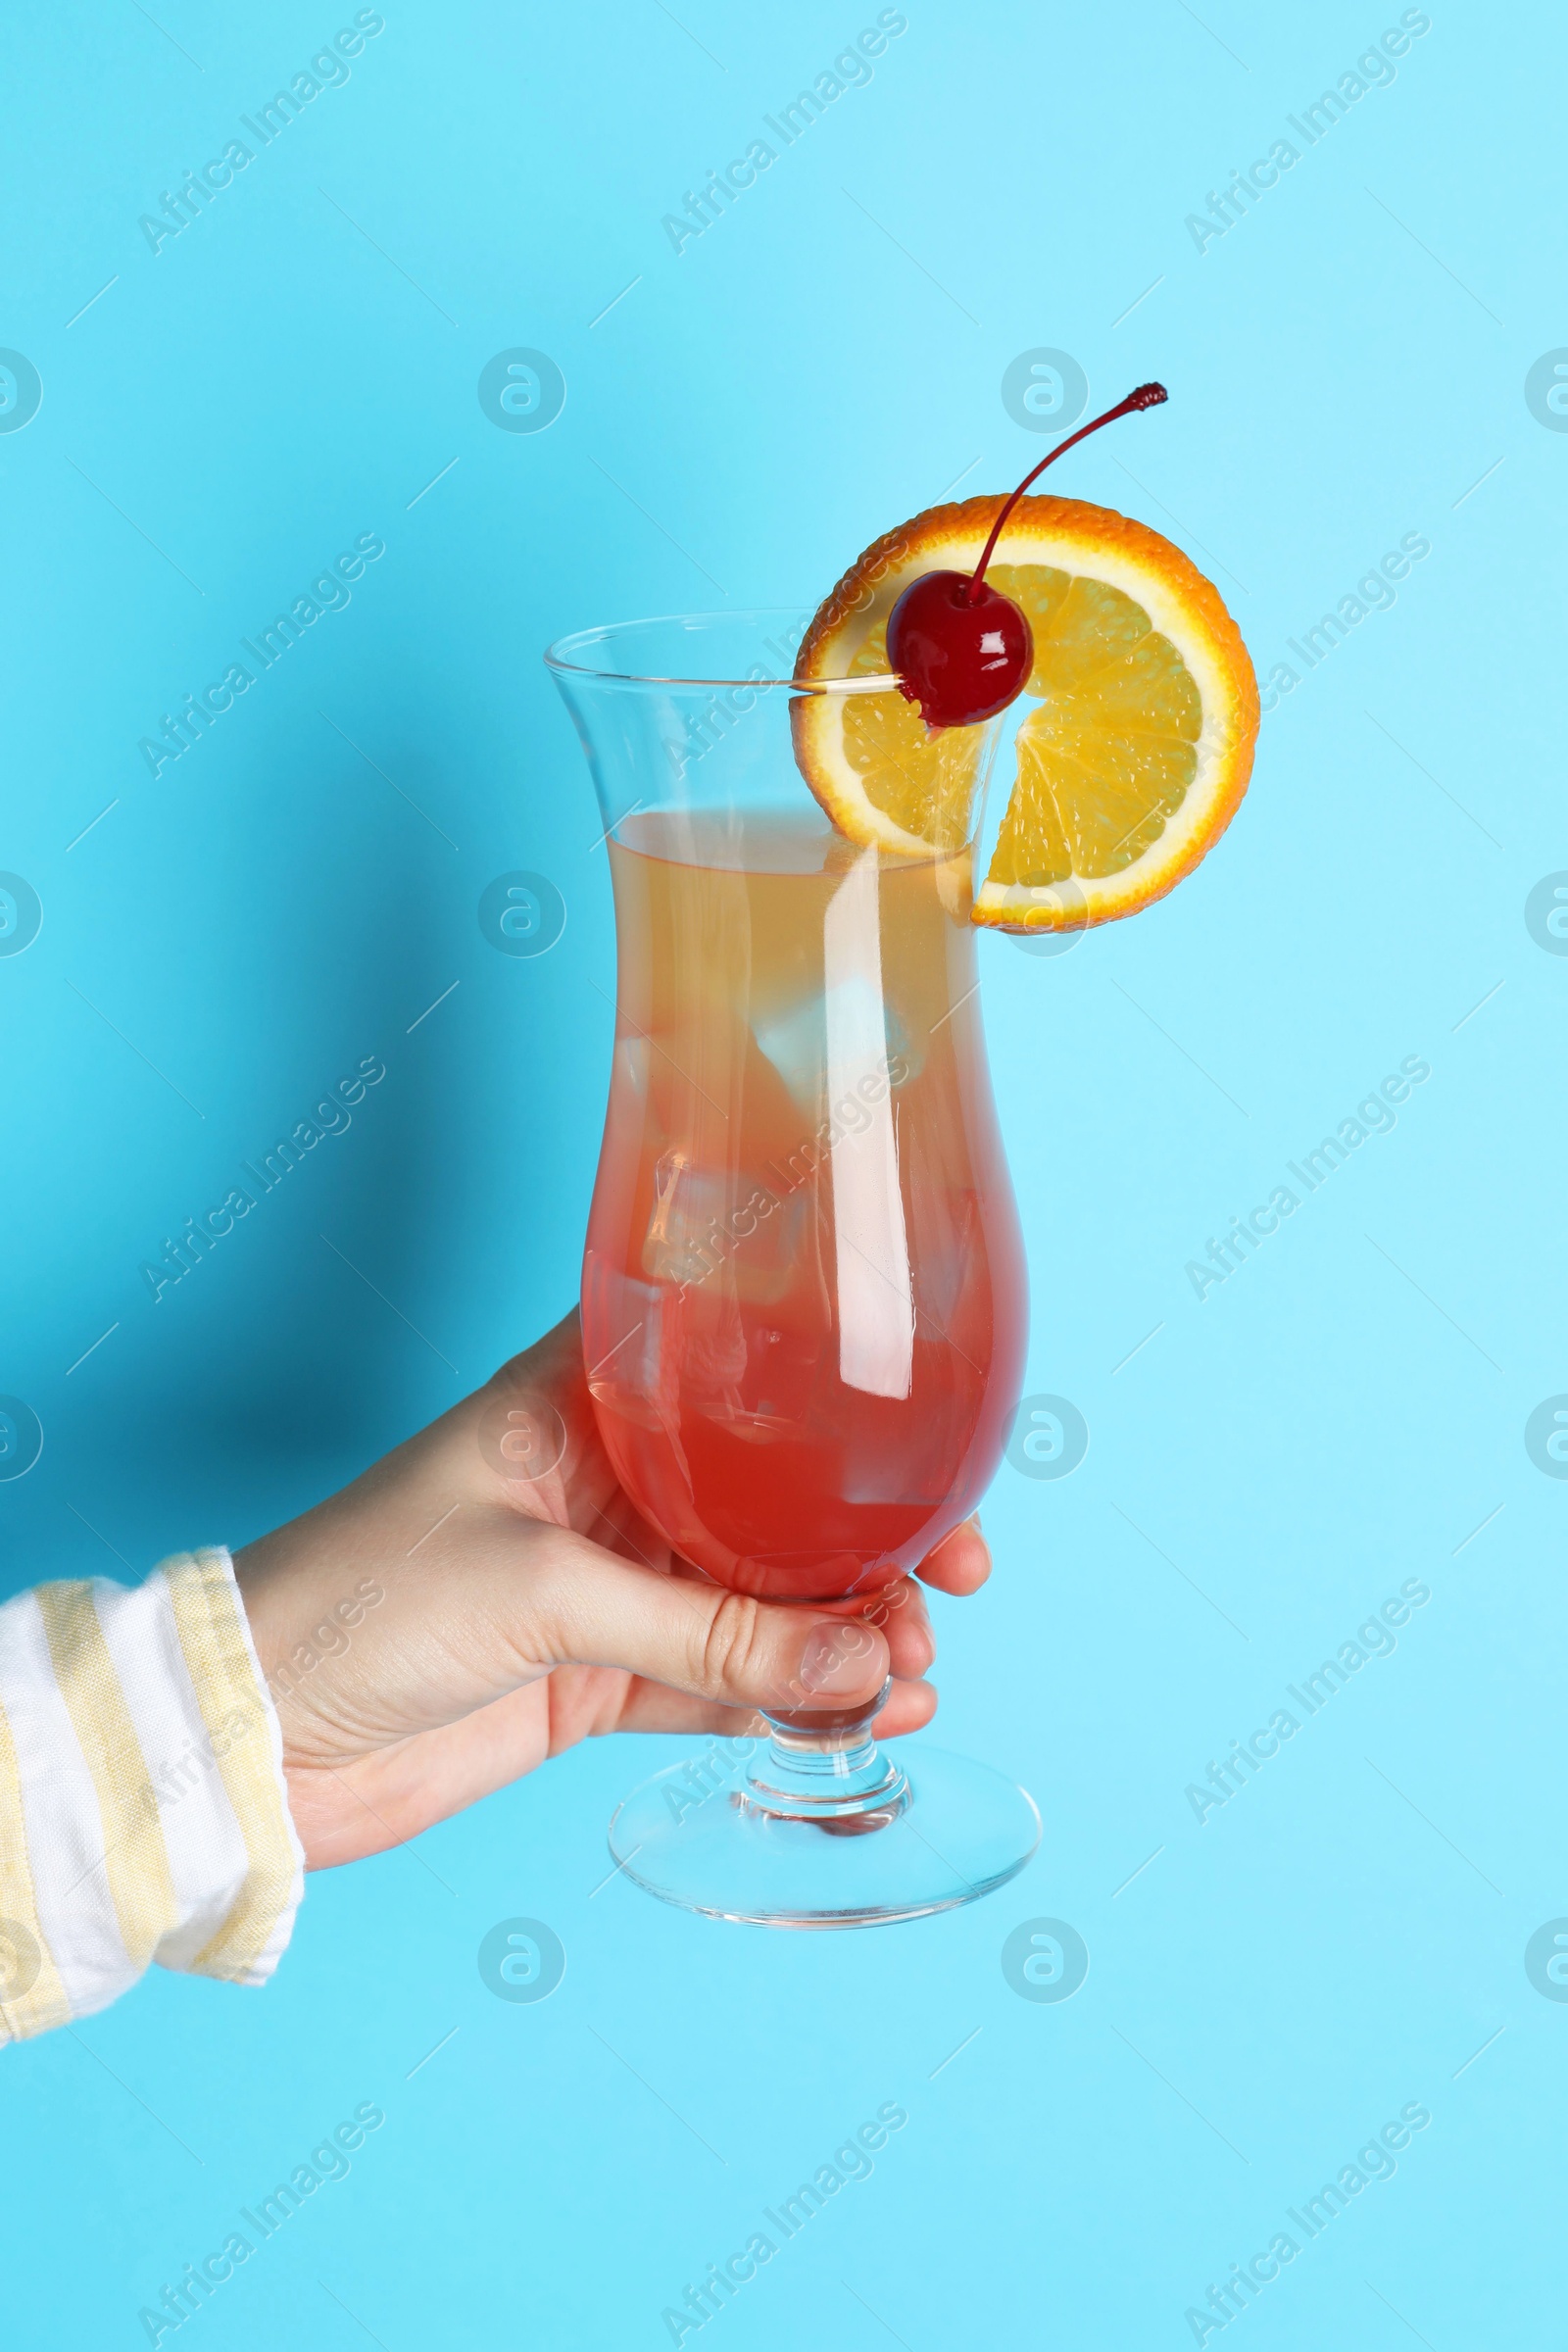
[527,1529,890,1715]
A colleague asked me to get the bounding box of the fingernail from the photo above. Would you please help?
[799,1621,884,1695]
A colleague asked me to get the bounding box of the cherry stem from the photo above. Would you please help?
[961,381,1169,605]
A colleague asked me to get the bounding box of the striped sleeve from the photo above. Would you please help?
[0,1548,304,2041]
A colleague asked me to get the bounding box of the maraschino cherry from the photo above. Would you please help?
[887,381,1168,728]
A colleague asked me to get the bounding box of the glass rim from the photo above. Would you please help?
[543,607,899,696]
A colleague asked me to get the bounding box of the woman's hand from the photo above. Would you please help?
[233,1309,991,1870]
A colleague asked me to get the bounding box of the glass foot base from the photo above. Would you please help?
[607,1742,1041,1930]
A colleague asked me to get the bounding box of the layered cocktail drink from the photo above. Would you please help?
[547,395,1256,1923]
[583,810,1025,1610]
[550,615,1042,1922]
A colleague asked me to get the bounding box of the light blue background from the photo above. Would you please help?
[1,2,1561,2344]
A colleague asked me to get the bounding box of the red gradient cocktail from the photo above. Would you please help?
[582,811,1025,1606]
[549,613,1040,1926]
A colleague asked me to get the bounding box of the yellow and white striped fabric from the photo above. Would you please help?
[0,1547,303,2042]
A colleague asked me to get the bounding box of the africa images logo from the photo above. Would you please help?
[661,13,907,254]
[135,14,387,256]
[1183,2102,1432,2342]
[1184,13,1432,257]
[1184,1055,1430,1300]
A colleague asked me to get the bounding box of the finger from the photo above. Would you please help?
[914,1514,991,1596]
[613,1672,937,1740]
[604,1685,765,1740]
[469,1307,602,1518]
[860,1580,935,1681]
[526,1526,891,1715]
[483,1303,583,1408]
[875,1677,938,1737]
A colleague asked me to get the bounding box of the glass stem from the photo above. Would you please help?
[743,1680,909,1826]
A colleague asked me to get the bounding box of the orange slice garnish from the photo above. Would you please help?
[793,494,1257,929]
